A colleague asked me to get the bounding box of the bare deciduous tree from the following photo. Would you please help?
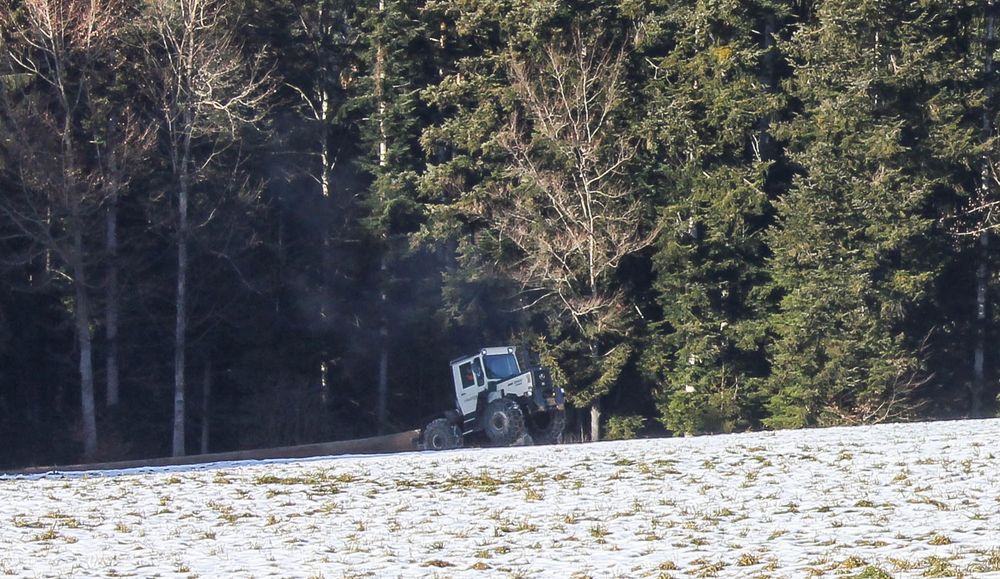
[0,0,128,458]
[140,0,273,457]
[493,26,656,441]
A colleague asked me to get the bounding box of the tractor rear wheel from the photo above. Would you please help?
[483,398,526,446]
[528,408,565,445]
[422,418,462,450]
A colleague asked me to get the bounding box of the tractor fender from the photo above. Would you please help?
[443,409,462,425]
[483,390,505,406]
[419,408,462,432]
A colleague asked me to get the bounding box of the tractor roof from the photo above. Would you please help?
[449,346,516,366]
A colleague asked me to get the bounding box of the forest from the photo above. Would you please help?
[1,0,998,468]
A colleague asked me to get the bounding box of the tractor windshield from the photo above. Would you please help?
[483,354,520,381]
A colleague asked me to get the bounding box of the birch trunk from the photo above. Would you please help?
[172,109,193,458]
[73,251,98,458]
[317,0,332,406]
[974,231,988,416]
[61,83,97,458]
[374,0,390,434]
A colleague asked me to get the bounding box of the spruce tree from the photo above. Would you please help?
[353,0,438,432]
[636,0,790,435]
[765,0,976,427]
[418,1,569,343]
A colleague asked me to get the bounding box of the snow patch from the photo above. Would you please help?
[1,419,998,577]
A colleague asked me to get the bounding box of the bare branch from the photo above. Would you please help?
[488,23,659,335]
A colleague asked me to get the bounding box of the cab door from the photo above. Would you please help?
[453,357,482,418]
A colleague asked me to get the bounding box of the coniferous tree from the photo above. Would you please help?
[765,0,976,427]
[6,0,1000,467]
[351,0,437,432]
[637,0,789,435]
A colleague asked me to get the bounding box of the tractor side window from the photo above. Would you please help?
[459,362,475,388]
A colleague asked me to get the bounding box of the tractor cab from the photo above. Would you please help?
[450,347,521,420]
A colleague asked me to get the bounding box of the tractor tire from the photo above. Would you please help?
[528,408,565,445]
[422,418,462,451]
[483,398,526,446]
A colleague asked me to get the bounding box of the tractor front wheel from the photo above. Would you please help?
[483,398,526,446]
[528,408,565,445]
[422,417,462,450]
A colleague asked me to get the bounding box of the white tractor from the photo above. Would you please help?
[421,346,566,450]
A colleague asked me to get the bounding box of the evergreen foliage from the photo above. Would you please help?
[638,0,788,435]
[1,0,999,466]
[766,0,980,427]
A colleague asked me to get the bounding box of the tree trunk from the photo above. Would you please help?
[105,192,120,407]
[61,87,97,458]
[756,12,778,161]
[973,0,996,416]
[201,356,212,455]
[173,200,188,457]
[590,400,601,442]
[375,1,390,434]
[974,231,988,416]
[44,206,53,279]
[73,254,98,459]
[377,291,389,433]
[172,116,192,458]
[317,0,333,406]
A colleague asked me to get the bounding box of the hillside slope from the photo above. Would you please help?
[3,419,1000,577]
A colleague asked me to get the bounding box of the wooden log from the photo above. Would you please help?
[7,430,422,475]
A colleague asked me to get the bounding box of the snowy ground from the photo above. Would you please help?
[2,419,1000,578]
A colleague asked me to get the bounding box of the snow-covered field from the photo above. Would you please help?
[3,419,1000,578]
